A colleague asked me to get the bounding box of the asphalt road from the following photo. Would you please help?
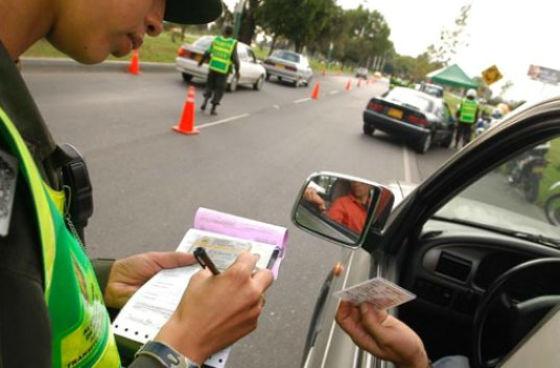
[23,65,454,368]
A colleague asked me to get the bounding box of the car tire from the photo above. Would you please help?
[253,75,264,91]
[545,194,560,225]
[182,73,193,83]
[415,134,432,154]
[227,75,238,92]
[363,124,374,135]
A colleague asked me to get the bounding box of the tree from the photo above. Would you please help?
[426,2,472,65]
[237,0,261,45]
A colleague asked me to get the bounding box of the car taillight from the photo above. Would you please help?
[407,114,428,126]
[367,101,384,112]
[177,47,189,57]
[285,65,297,72]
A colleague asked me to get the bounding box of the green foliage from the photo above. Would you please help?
[426,3,472,65]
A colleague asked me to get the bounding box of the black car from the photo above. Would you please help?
[363,87,455,153]
[292,97,560,368]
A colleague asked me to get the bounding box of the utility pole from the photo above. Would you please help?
[233,0,246,39]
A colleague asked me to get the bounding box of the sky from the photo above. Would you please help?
[223,0,560,101]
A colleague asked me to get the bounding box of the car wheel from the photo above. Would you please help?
[545,194,560,225]
[363,124,374,135]
[182,73,193,83]
[227,75,238,92]
[253,75,264,91]
[415,134,432,154]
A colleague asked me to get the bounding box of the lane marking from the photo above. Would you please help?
[320,251,355,368]
[329,90,340,95]
[197,113,250,129]
[294,97,311,104]
[272,104,280,110]
[403,145,412,183]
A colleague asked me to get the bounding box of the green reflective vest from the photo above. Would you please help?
[209,36,237,74]
[459,98,478,124]
[0,107,120,368]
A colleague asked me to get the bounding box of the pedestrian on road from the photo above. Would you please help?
[198,25,240,116]
[454,88,480,148]
[0,1,273,367]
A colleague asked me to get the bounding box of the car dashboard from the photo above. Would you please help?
[397,218,560,360]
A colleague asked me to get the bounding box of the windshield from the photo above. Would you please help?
[271,50,300,63]
[436,138,560,243]
[386,88,434,112]
[421,85,443,97]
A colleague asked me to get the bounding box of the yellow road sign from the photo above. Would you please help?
[482,65,503,85]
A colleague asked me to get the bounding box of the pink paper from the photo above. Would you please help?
[193,208,288,278]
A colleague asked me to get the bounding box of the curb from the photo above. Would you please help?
[21,57,176,73]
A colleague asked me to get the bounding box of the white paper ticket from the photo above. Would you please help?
[334,277,416,310]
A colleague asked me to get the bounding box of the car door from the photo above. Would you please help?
[236,43,250,84]
[246,48,263,82]
[298,97,560,368]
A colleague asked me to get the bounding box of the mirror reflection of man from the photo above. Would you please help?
[327,181,371,233]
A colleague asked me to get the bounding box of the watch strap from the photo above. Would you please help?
[136,340,201,368]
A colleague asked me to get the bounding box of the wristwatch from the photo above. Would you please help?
[135,340,201,368]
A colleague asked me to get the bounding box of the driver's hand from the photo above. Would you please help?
[304,187,327,212]
[336,302,429,368]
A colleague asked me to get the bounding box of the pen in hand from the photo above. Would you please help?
[193,247,221,275]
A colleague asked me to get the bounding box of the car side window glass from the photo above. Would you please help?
[434,136,560,241]
[237,45,249,61]
[248,49,257,63]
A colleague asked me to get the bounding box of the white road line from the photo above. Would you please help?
[272,104,280,110]
[403,145,412,183]
[329,90,340,95]
[294,97,311,104]
[197,113,250,129]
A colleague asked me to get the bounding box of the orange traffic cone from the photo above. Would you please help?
[345,79,352,91]
[311,83,320,100]
[172,86,199,135]
[128,49,140,75]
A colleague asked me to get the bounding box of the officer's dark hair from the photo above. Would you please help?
[223,25,234,37]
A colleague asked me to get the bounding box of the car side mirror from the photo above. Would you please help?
[291,172,394,248]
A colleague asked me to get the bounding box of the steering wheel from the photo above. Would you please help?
[473,257,560,368]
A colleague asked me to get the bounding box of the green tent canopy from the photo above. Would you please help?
[427,64,478,89]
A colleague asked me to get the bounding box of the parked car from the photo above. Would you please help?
[175,36,266,92]
[419,82,444,98]
[363,87,455,153]
[355,67,369,80]
[263,49,313,87]
[292,96,560,368]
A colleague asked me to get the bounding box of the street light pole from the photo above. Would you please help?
[233,0,246,39]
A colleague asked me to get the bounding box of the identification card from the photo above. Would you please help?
[0,149,18,237]
[334,277,416,310]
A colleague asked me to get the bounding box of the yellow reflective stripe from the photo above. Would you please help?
[45,184,65,214]
[0,107,56,299]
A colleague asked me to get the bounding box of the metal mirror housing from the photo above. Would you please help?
[291,172,394,247]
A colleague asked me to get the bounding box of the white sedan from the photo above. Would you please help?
[175,36,266,92]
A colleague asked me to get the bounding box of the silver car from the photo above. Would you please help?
[175,36,267,92]
[263,49,313,87]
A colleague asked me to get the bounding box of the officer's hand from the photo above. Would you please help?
[104,252,196,309]
[336,302,429,368]
[155,252,273,365]
[303,187,327,212]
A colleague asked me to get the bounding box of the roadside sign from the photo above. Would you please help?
[528,64,560,85]
[482,65,503,85]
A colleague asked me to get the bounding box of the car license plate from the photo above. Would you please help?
[194,54,202,61]
[387,108,403,120]
[276,64,284,69]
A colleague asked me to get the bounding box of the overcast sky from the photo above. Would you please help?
[223,0,560,100]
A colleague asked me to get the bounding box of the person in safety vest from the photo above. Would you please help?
[0,1,273,367]
[198,25,240,116]
[454,88,480,149]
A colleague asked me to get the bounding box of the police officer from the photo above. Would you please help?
[0,1,273,367]
[198,25,241,116]
[454,88,480,148]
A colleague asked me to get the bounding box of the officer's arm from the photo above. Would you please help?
[232,43,240,75]
[92,258,115,295]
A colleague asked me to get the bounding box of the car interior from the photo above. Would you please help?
[394,136,560,366]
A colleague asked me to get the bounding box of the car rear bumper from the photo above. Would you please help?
[264,65,300,82]
[175,57,210,80]
[363,110,430,141]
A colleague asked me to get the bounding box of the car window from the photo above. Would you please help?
[237,44,249,61]
[193,36,213,49]
[247,48,257,63]
[435,136,560,243]
[272,50,301,63]
[386,88,434,112]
